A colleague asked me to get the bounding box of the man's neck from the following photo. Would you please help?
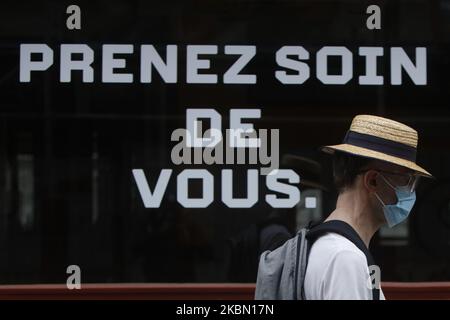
[325,189,381,248]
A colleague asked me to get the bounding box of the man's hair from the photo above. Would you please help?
[332,152,373,193]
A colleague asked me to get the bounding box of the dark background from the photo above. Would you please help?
[0,0,449,284]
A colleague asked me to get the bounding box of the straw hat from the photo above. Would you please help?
[321,115,433,178]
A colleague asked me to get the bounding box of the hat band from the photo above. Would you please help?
[343,130,417,162]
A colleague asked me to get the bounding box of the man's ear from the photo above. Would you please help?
[363,170,378,192]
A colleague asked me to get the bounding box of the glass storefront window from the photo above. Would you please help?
[1,0,450,284]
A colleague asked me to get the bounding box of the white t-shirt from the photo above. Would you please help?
[304,232,385,300]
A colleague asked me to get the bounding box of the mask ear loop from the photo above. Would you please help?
[379,173,396,190]
[373,173,392,207]
[374,191,386,207]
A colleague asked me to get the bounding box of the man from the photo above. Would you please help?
[304,114,433,300]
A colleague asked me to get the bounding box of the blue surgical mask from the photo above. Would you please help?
[374,174,416,228]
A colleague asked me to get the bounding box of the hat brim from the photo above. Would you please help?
[321,144,433,178]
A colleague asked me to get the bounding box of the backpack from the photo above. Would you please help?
[254,220,380,300]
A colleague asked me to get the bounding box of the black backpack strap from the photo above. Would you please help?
[306,220,380,300]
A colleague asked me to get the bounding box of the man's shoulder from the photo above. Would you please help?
[305,232,380,300]
[308,232,367,265]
